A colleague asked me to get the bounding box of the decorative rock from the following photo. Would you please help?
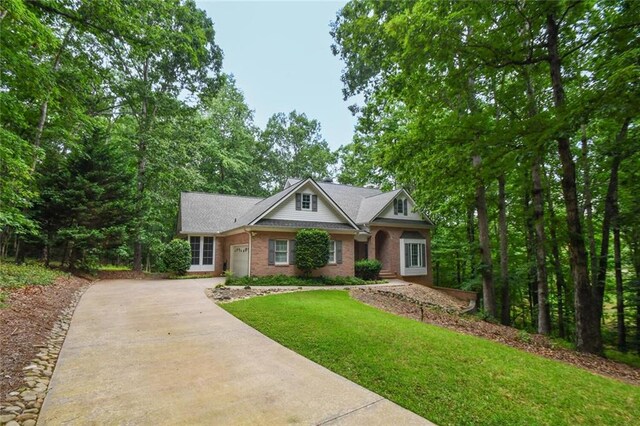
[21,393,37,402]
[16,412,38,421]
[1,286,88,426]
[0,414,16,423]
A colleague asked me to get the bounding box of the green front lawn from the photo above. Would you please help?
[225,274,384,286]
[222,291,639,426]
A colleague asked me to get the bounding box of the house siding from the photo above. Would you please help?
[264,184,346,224]
[379,197,423,221]
[251,231,354,277]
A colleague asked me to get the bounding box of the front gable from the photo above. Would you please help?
[378,191,423,221]
[252,179,359,230]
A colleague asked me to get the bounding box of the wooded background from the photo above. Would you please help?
[1,0,638,355]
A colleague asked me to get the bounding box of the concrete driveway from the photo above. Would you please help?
[39,278,431,425]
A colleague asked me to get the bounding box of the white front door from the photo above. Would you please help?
[230,244,249,277]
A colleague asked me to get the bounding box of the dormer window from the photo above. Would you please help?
[295,192,317,212]
[394,197,408,216]
[301,193,312,210]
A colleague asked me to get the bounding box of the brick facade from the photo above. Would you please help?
[368,226,432,285]
[250,231,354,277]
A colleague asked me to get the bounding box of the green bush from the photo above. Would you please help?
[162,239,191,276]
[295,229,330,276]
[354,259,382,280]
[225,274,379,287]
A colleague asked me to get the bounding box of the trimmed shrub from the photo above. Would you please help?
[225,274,373,287]
[295,228,330,277]
[162,239,191,276]
[354,259,382,280]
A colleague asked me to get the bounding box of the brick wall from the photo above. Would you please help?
[368,227,433,285]
[250,231,354,277]
[223,232,250,273]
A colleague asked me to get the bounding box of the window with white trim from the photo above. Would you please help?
[405,243,425,268]
[202,237,214,265]
[301,193,312,210]
[190,236,200,265]
[396,198,404,214]
[275,240,289,264]
[328,240,336,264]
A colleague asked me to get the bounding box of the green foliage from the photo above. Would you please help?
[161,239,191,276]
[225,274,375,287]
[332,0,640,351]
[0,262,66,306]
[224,291,640,425]
[354,259,382,280]
[260,111,337,191]
[294,229,330,276]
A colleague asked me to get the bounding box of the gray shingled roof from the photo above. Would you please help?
[287,178,384,220]
[255,219,356,230]
[234,179,304,227]
[355,189,402,224]
[179,192,263,233]
[180,178,431,235]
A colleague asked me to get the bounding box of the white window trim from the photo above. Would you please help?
[301,193,312,211]
[188,235,216,272]
[328,240,336,264]
[274,239,289,265]
[396,198,404,214]
[407,243,425,268]
[399,238,427,276]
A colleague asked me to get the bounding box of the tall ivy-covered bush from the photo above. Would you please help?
[295,229,330,277]
[162,239,191,276]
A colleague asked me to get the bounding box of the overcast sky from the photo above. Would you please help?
[195,0,358,150]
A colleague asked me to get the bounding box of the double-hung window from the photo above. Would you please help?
[301,193,312,210]
[190,236,201,265]
[405,243,425,268]
[275,240,289,264]
[202,237,214,265]
[397,198,404,214]
[328,240,336,264]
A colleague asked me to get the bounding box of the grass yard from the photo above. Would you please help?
[0,262,66,306]
[226,273,384,286]
[222,291,639,426]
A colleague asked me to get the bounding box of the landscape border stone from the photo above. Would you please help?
[0,286,89,426]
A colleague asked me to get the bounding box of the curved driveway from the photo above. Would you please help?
[39,278,431,425]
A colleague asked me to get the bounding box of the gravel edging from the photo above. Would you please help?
[0,285,89,426]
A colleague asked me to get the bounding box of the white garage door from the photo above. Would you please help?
[230,244,249,277]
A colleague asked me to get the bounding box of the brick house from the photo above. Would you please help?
[177,178,434,282]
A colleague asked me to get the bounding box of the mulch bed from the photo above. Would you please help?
[351,287,640,386]
[0,275,91,400]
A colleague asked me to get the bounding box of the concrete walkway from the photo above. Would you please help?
[39,278,431,425]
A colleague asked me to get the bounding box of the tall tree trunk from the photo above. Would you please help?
[498,175,510,325]
[524,187,538,326]
[581,126,598,288]
[595,119,630,320]
[546,14,602,353]
[32,26,75,171]
[466,204,476,279]
[133,57,151,273]
[473,155,496,318]
[532,160,551,334]
[614,225,626,352]
[546,179,567,338]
